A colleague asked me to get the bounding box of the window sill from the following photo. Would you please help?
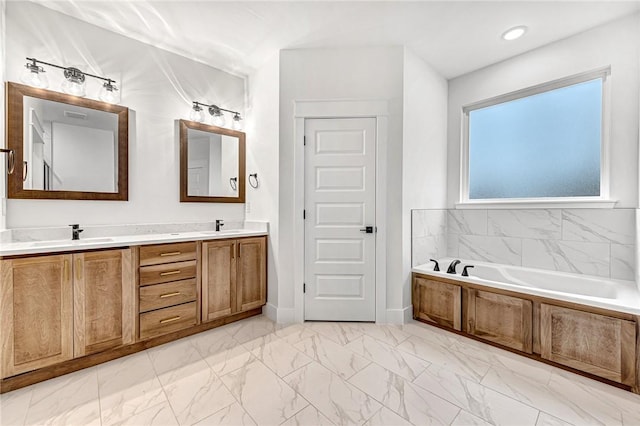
[455,199,618,209]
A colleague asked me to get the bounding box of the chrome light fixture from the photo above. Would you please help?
[21,58,48,88]
[190,101,242,129]
[61,67,86,97]
[20,57,120,103]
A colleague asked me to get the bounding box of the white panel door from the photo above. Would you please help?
[304,117,376,321]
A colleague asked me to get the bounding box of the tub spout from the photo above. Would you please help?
[447,259,461,274]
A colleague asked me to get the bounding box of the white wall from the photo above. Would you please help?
[447,14,640,208]
[244,53,280,320]
[279,47,405,322]
[4,2,246,228]
[402,48,448,313]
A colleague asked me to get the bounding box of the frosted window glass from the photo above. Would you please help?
[468,79,602,199]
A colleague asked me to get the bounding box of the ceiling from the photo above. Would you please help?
[33,1,640,79]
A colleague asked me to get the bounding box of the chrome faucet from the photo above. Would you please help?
[215,219,224,232]
[69,224,83,240]
[447,259,461,274]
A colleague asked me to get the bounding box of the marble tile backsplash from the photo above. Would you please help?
[412,208,637,281]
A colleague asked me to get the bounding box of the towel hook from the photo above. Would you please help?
[0,149,15,175]
[229,177,238,191]
[248,173,259,188]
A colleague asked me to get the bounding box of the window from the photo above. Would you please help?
[461,68,609,205]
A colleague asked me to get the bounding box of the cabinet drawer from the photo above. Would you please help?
[139,242,197,266]
[139,279,197,313]
[139,302,197,340]
[139,260,196,286]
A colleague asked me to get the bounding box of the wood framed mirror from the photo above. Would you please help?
[5,82,129,200]
[179,119,245,203]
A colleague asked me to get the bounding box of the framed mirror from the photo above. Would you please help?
[179,119,245,203]
[6,82,129,200]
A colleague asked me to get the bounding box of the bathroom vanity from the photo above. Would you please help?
[0,229,267,392]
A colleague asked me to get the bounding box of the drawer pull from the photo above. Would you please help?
[159,270,181,276]
[160,292,181,298]
[160,252,182,257]
[160,316,181,324]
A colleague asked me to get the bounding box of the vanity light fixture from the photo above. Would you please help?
[20,57,120,103]
[190,101,242,129]
[20,58,49,89]
[502,25,528,41]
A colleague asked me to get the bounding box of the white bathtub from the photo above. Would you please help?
[412,258,640,315]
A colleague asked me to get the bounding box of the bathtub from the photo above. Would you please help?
[412,258,640,316]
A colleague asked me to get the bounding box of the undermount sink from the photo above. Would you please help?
[29,237,114,247]
[201,230,243,235]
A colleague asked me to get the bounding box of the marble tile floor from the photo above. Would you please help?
[2,316,640,426]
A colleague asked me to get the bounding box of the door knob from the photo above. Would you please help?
[359,226,374,234]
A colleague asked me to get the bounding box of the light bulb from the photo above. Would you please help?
[190,104,205,122]
[99,81,119,104]
[21,62,48,88]
[212,112,226,127]
[62,67,86,97]
[231,113,242,130]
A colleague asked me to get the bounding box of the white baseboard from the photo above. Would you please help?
[263,303,278,322]
[386,306,412,324]
[277,307,296,324]
[263,303,297,324]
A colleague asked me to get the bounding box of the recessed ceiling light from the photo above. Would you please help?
[502,26,528,41]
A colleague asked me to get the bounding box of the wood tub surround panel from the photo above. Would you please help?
[1,255,74,378]
[467,289,533,353]
[540,304,637,386]
[412,272,640,393]
[73,249,135,357]
[412,276,461,330]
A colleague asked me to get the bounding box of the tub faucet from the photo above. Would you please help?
[69,224,83,241]
[429,259,440,272]
[462,265,474,277]
[447,259,461,274]
[215,219,224,232]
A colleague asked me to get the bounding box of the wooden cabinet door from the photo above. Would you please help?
[467,289,532,353]
[237,237,267,312]
[1,255,74,378]
[202,240,236,322]
[73,249,135,357]
[540,304,636,385]
[412,276,461,330]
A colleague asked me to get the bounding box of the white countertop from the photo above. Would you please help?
[0,229,268,257]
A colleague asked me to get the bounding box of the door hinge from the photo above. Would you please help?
[303,136,306,146]
[303,283,306,293]
[303,209,306,220]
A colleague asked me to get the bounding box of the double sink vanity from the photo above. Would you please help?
[1,81,264,392]
[0,226,267,392]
